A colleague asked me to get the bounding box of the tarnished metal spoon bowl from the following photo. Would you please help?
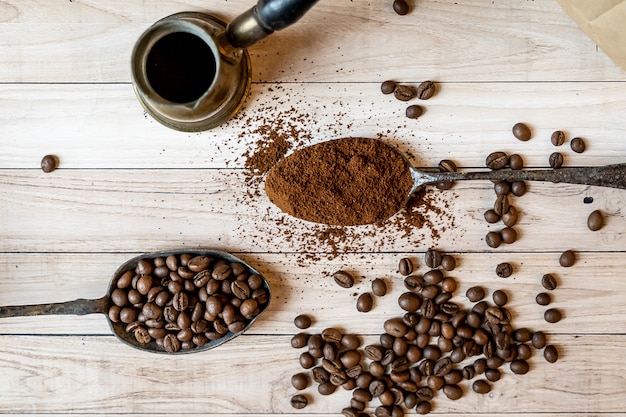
[0,249,271,354]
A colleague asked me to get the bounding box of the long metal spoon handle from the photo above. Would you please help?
[227,0,319,49]
[417,163,626,190]
[0,297,108,318]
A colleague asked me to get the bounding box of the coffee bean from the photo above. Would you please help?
[41,154,59,173]
[393,0,409,15]
[318,381,336,395]
[512,122,531,141]
[299,352,315,369]
[484,209,501,223]
[508,154,524,170]
[570,137,586,153]
[535,292,551,306]
[405,105,423,119]
[494,181,511,196]
[510,359,530,374]
[532,331,547,349]
[443,384,463,400]
[551,130,565,146]
[424,248,442,268]
[294,314,312,329]
[415,401,432,415]
[485,368,501,382]
[357,292,374,312]
[381,80,396,94]
[466,286,485,302]
[291,372,309,390]
[440,255,456,271]
[472,379,492,394]
[496,262,513,278]
[398,292,421,312]
[549,152,564,168]
[544,308,562,323]
[486,151,509,170]
[163,333,181,353]
[423,269,444,285]
[544,344,559,363]
[365,344,385,361]
[436,159,456,190]
[502,206,519,227]
[394,85,416,101]
[321,327,343,344]
[541,274,558,290]
[511,181,526,197]
[372,278,388,296]
[587,210,604,231]
[500,227,517,244]
[404,275,425,292]
[384,318,408,338]
[494,194,510,216]
[559,249,576,267]
[333,270,355,288]
[290,394,308,409]
[398,258,413,275]
[416,386,434,401]
[492,290,508,306]
[417,81,436,100]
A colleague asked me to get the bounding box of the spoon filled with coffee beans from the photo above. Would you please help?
[265,137,626,225]
[0,250,271,354]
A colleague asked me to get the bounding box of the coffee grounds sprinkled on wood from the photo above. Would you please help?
[265,138,413,226]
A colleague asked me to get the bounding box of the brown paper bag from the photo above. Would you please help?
[556,0,626,71]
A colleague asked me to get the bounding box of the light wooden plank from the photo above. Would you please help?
[1,82,626,169]
[0,251,625,335]
[1,1,625,83]
[0,334,623,413]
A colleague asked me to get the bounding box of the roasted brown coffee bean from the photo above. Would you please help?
[231,280,250,299]
[484,209,501,223]
[485,231,502,248]
[119,307,138,324]
[511,181,526,197]
[248,274,263,290]
[510,359,530,374]
[211,263,232,280]
[394,85,416,101]
[341,350,362,368]
[398,258,413,276]
[500,227,517,244]
[485,306,505,324]
[312,366,330,383]
[541,273,558,290]
[536,292,551,306]
[343,406,360,417]
[434,357,452,376]
[443,384,463,400]
[532,331,547,349]
[440,255,456,271]
[398,292,421,312]
[351,398,366,411]
[404,275,425,292]
[494,181,511,196]
[40,154,59,173]
[187,255,211,272]
[492,290,508,306]
[517,343,532,360]
[494,194,510,216]
[290,394,308,409]
[416,386,434,401]
[472,379,492,394]
[322,328,343,344]
[551,130,566,146]
[136,274,153,295]
[502,206,519,227]
[485,368,501,382]
[111,288,128,307]
[544,308,562,323]
[570,137,586,153]
[486,151,509,170]
[381,80,397,94]
[393,0,409,15]
[163,333,181,353]
[462,364,475,380]
[549,151,564,168]
[365,344,385,361]
[333,270,354,288]
[512,122,531,141]
[509,153,524,170]
[495,262,513,278]
[294,314,312,329]
[172,291,188,311]
[134,326,151,344]
[466,286,485,302]
[372,278,388,296]
[405,105,424,119]
[323,343,338,360]
[417,80,436,100]
[587,209,604,231]
[341,334,361,350]
[240,299,259,320]
[559,249,576,267]
[544,344,559,363]
[357,292,374,312]
[318,381,336,395]
[415,401,432,415]
[423,269,444,285]
[369,379,387,397]
[384,318,408,337]
[436,159,456,190]
[299,352,315,369]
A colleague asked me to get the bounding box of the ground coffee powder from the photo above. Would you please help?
[264,138,413,226]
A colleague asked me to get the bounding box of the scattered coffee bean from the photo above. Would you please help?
[510,359,530,374]
[496,262,513,278]
[393,0,409,15]
[436,159,456,190]
[334,270,355,288]
[541,274,557,291]
[398,258,413,276]
[549,152,564,168]
[472,379,492,394]
[294,314,312,329]
[485,231,502,248]
[494,181,511,196]
[508,154,524,170]
[492,290,508,306]
[486,151,509,170]
[440,255,456,271]
[532,331,547,349]
[424,248,442,268]
[494,195,510,216]
[372,278,387,297]
[405,105,423,119]
[415,401,432,415]
[535,292,551,306]
[587,210,604,231]
[416,80,436,100]
[484,209,501,224]
[544,344,559,363]
[357,292,374,312]
[381,80,396,95]
[559,250,576,267]
[500,227,517,244]
[466,286,485,302]
[443,384,463,400]
[502,206,518,227]
[292,372,309,390]
[544,308,562,323]
[41,154,59,173]
[394,85,416,101]
[291,394,308,409]
[511,181,526,197]
[551,130,565,146]
[512,122,531,141]
[570,137,586,153]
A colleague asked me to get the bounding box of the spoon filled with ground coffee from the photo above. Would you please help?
[0,250,270,354]
[264,137,626,225]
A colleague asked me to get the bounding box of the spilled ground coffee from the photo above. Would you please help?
[264,137,413,225]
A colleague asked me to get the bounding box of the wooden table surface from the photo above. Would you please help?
[2,0,626,416]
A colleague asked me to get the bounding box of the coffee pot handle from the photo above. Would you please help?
[226,0,319,48]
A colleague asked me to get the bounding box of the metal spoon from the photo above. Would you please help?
[0,250,271,354]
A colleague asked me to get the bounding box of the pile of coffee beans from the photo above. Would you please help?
[380,80,437,119]
[290,251,559,415]
[107,252,269,353]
